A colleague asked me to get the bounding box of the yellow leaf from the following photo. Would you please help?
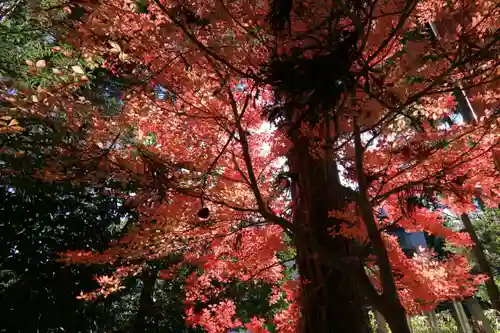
[71,65,85,74]
[8,119,19,127]
[108,41,121,53]
[36,60,47,68]
[118,52,129,61]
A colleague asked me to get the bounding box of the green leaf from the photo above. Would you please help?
[143,132,157,146]
[421,54,440,62]
[394,49,405,58]
[407,75,424,84]
[435,139,449,150]
[403,30,425,41]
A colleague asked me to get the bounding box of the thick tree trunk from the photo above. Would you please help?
[289,143,371,333]
[461,214,500,311]
[295,239,371,333]
[288,138,412,333]
[132,267,158,333]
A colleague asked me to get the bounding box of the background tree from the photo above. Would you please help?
[468,208,500,306]
[1,5,223,331]
[0,102,235,333]
[0,112,131,332]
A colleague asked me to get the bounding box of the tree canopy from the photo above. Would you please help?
[1,0,499,332]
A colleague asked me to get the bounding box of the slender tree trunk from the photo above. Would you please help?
[132,267,158,333]
[461,214,500,311]
[60,266,77,333]
[374,310,389,333]
[378,299,411,333]
[353,123,411,333]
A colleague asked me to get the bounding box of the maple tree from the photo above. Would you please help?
[2,0,500,332]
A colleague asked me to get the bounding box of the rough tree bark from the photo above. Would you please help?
[288,141,371,333]
[287,128,411,333]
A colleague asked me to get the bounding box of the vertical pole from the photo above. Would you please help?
[375,311,389,333]
[461,214,500,310]
[406,314,413,333]
[466,298,495,333]
[452,300,473,333]
[425,310,440,333]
